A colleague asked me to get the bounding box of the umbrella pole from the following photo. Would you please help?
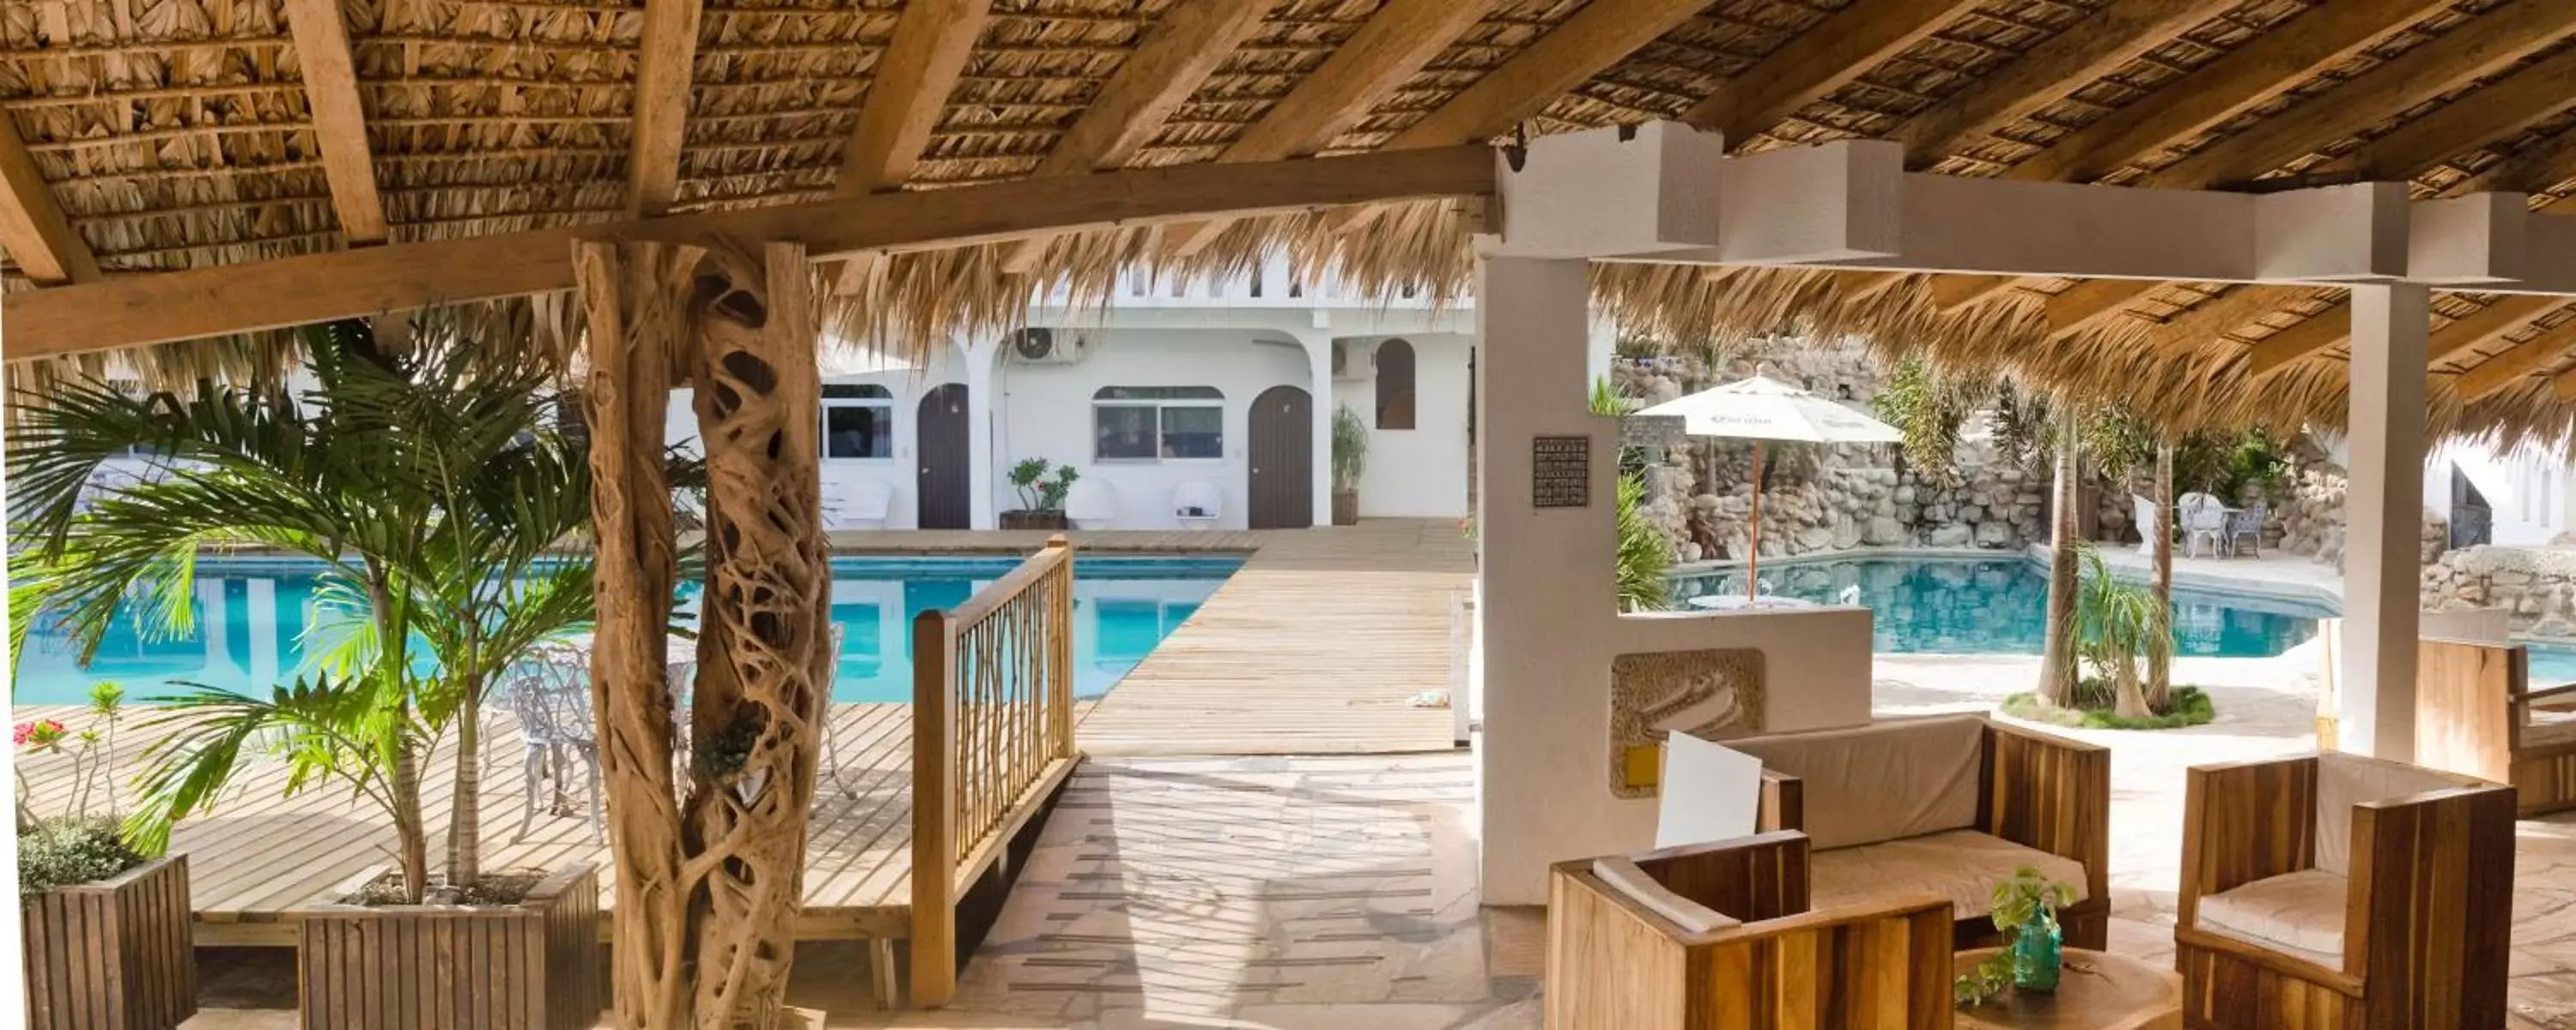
[1748,439,1764,603]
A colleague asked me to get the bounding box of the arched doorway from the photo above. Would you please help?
[1249,384,1313,530]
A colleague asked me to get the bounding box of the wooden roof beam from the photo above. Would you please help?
[0,115,100,284]
[1890,0,2240,167]
[1685,0,1985,145]
[282,0,387,244]
[999,0,1278,274]
[830,0,993,293]
[2552,358,2576,401]
[2456,315,2576,400]
[1163,0,1497,258]
[625,0,706,217]
[2332,46,2576,183]
[3,145,1497,360]
[1931,0,2433,312]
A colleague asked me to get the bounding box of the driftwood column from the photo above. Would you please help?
[577,238,833,1030]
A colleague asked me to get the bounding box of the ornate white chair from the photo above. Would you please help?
[507,640,602,844]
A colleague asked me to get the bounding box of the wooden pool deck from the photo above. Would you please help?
[14,519,1471,948]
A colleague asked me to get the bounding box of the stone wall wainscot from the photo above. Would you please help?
[2422,545,2576,639]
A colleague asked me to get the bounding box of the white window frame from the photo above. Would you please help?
[821,385,896,462]
[1091,387,1225,464]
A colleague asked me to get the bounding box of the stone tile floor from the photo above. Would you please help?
[173,660,2576,1028]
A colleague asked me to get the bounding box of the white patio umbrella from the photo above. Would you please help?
[1636,373,1903,603]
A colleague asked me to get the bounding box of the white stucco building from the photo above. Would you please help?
[668,256,1480,531]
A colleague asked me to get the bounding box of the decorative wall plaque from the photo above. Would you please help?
[1608,649,1766,798]
[1531,435,1589,508]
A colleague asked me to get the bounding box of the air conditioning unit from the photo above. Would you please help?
[1007,328,1088,365]
[1332,340,1369,381]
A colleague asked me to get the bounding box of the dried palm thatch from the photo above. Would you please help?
[11,0,2576,447]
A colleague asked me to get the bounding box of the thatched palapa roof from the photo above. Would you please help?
[9,0,2576,445]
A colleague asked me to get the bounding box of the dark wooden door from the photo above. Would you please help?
[1249,385,1312,530]
[916,384,970,529]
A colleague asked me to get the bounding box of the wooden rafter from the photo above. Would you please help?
[2456,317,2576,400]
[1935,0,2439,312]
[282,0,387,244]
[2044,279,2158,336]
[2460,126,2576,194]
[1685,0,1984,145]
[2335,46,2576,181]
[1888,0,2239,166]
[999,0,1278,274]
[830,0,993,293]
[2240,299,2351,374]
[1385,0,1712,149]
[4,145,1496,360]
[2553,361,2576,401]
[1163,0,1496,258]
[625,0,706,217]
[0,114,100,285]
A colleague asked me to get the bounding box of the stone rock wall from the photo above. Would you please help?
[2422,544,2576,637]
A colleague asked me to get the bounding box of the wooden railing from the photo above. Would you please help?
[909,535,1078,1007]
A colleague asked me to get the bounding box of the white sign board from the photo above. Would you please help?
[1653,731,1764,850]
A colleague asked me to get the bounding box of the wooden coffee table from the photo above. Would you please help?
[1953,948,2182,1030]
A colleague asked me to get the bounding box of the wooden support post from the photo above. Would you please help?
[1049,534,1076,756]
[910,609,959,1008]
[2343,283,2429,760]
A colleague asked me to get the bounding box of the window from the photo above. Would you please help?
[1375,339,1417,430]
[1092,386,1224,461]
[822,384,894,459]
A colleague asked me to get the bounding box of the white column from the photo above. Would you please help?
[2342,283,2428,760]
[963,336,999,530]
[1585,314,1617,390]
[1299,330,1336,528]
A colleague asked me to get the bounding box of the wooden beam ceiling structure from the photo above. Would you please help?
[0,114,99,285]
[1162,0,1498,258]
[1929,0,2450,318]
[2001,1,2576,338]
[829,0,993,293]
[996,0,1279,274]
[1886,0,2240,167]
[1682,0,1984,145]
[624,0,707,217]
[2454,316,2576,401]
[280,0,387,245]
[1,145,1498,360]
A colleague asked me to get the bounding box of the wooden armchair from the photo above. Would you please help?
[1733,714,2111,948]
[2408,636,2576,816]
[1546,832,1953,1030]
[2174,753,2514,1030]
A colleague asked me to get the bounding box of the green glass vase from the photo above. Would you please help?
[2010,918,2063,992]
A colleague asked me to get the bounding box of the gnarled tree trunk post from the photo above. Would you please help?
[577,239,702,1030]
[682,239,833,1028]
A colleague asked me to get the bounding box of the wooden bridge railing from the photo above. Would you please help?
[909,535,1078,1007]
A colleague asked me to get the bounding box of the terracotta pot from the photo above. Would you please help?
[296,864,603,1030]
[1332,490,1360,526]
[23,854,196,1030]
[999,510,1069,531]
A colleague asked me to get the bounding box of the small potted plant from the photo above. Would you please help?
[19,685,197,1030]
[1003,457,1080,530]
[1955,866,2078,1007]
[1331,405,1368,526]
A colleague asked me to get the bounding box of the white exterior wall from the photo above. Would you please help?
[1328,334,1473,518]
[2427,440,2576,547]
[667,348,975,531]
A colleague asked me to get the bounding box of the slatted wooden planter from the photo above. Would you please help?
[22,854,197,1030]
[295,864,602,1030]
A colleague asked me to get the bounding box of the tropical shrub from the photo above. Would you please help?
[2073,542,2171,718]
[19,816,143,896]
[1008,457,1079,512]
[1331,404,1369,492]
[1591,379,1676,611]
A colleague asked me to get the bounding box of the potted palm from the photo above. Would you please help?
[1002,457,1079,530]
[1331,405,1367,525]
[8,315,657,1030]
[15,688,196,1030]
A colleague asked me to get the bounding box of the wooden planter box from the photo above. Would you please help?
[1332,490,1360,525]
[23,854,197,1030]
[999,510,1068,531]
[297,864,601,1030]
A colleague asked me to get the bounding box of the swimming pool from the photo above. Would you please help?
[1670,555,2336,657]
[11,554,1242,706]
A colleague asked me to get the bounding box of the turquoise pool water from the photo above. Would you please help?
[1671,556,2336,657]
[11,554,1242,706]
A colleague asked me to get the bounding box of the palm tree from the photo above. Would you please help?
[1591,379,1674,610]
[2036,400,2082,707]
[10,314,625,901]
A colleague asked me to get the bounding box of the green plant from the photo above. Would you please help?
[1954,866,2076,1007]
[1615,475,1674,612]
[8,312,685,902]
[19,816,144,896]
[1008,457,1078,512]
[2173,430,2289,501]
[1332,405,1369,492]
[2073,542,2172,719]
[1872,357,1979,488]
[2004,686,2215,730]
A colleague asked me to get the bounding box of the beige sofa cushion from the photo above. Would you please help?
[2194,869,2348,971]
[2314,753,2481,876]
[1809,830,2087,919]
[1727,715,1984,850]
[1590,857,1739,935]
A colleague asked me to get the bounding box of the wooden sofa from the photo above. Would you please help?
[1546,832,1953,1029]
[1727,713,2111,949]
[2174,753,2515,1030]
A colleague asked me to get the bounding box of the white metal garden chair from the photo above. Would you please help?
[506,640,602,844]
[2178,492,2230,559]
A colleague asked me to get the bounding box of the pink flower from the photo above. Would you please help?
[15,719,65,750]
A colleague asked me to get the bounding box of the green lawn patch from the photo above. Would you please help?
[2002,685,2215,730]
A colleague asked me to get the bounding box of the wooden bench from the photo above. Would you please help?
[1546,832,1952,1029]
